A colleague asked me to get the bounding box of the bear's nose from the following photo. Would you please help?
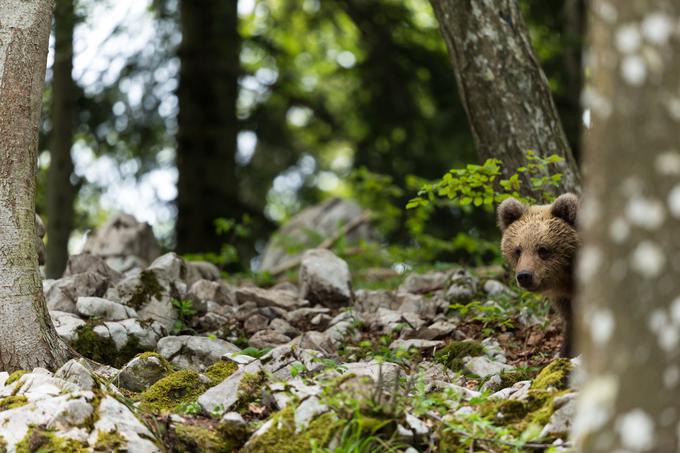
[516,271,534,288]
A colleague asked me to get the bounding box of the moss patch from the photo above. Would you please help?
[16,427,88,453]
[498,368,536,388]
[434,340,485,371]
[0,395,28,411]
[205,361,238,386]
[531,358,572,391]
[93,430,126,451]
[235,371,267,413]
[6,370,28,386]
[128,270,164,309]
[242,405,340,453]
[139,370,208,413]
[174,423,240,453]
[73,323,147,368]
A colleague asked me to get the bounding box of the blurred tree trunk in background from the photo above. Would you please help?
[175,0,241,255]
[0,0,74,371]
[46,0,78,278]
[575,1,680,450]
[430,0,581,197]
[561,0,586,162]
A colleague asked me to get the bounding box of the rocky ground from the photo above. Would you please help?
[3,213,581,452]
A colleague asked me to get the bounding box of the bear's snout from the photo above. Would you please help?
[516,271,534,289]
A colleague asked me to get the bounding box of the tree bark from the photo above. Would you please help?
[175,0,241,255]
[430,0,581,197]
[575,1,680,451]
[46,0,77,279]
[0,0,73,371]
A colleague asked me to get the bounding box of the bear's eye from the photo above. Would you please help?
[514,247,521,258]
[537,246,550,260]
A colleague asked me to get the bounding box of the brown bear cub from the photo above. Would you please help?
[497,193,579,357]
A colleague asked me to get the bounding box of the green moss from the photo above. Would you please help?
[531,358,572,391]
[498,368,536,388]
[6,370,28,386]
[0,435,6,453]
[205,361,238,386]
[93,430,126,451]
[235,371,267,413]
[128,270,163,309]
[0,395,28,411]
[243,406,340,453]
[73,323,148,368]
[16,427,88,453]
[434,340,485,371]
[174,423,240,453]
[139,370,208,413]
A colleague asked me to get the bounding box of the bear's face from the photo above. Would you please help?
[497,194,579,298]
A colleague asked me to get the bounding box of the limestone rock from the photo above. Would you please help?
[299,249,352,308]
[157,335,241,371]
[76,296,137,321]
[115,354,170,392]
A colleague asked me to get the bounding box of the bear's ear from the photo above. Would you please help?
[497,197,526,232]
[551,193,578,226]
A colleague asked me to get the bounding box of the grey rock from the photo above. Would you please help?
[119,318,165,349]
[291,331,335,354]
[188,279,236,307]
[147,252,188,283]
[483,279,510,296]
[260,198,373,271]
[244,314,270,335]
[354,289,400,312]
[44,272,108,313]
[76,296,137,321]
[83,213,161,272]
[236,286,305,311]
[248,330,291,349]
[396,292,440,320]
[157,335,241,371]
[463,356,513,378]
[540,394,577,438]
[417,320,457,340]
[445,269,478,302]
[399,271,450,294]
[286,307,331,327]
[221,411,246,427]
[89,396,161,452]
[337,361,403,387]
[299,249,352,308]
[261,344,324,380]
[294,396,328,431]
[54,359,96,391]
[63,253,122,285]
[325,320,360,347]
[198,361,263,415]
[93,322,129,350]
[481,338,507,363]
[389,339,443,352]
[115,354,170,392]
[269,318,300,338]
[186,260,221,286]
[50,310,86,342]
[405,413,429,436]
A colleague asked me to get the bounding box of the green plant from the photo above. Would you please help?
[240,347,273,359]
[183,215,253,268]
[178,401,202,415]
[171,299,197,335]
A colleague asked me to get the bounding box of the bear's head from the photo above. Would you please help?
[497,193,579,298]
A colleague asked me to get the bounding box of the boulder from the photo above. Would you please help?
[82,213,161,272]
[63,253,122,284]
[89,396,161,452]
[198,361,264,415]
[76,297,137,321]
[248,330,291,349]
[235,286,304,311]
[50,310,86,342]
[115,353,171,392]
[260,198,373,271]
[44,272,108,313]
[157,335,241,371]
[299,249,352,308]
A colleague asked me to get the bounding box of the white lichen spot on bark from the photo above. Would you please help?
[625,196,665,230]
[616,24,642,53]
[577,245,603,284]
[655,150,680,175]
[616,409,655,451]
[590,308,615,346]
[664,365,680,388]
[641,12,674,45]
[621,55,647,86]
[631,240,665,278]
[610,217,630,243]
[574,374,619,439]
[666,185,680,218]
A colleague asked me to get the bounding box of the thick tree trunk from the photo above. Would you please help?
[430,0,581,197]
[0,0,73,371]
[575,2,680,451]
[175,0,241,255]
[46,0,77,279]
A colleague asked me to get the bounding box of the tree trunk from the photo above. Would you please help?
[46,0,77,279]
[430,0,581,197]
[175,0,241,255]
[0,0,73,371]
[575,2,680,451]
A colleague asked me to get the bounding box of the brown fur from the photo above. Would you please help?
[498,194,579,357]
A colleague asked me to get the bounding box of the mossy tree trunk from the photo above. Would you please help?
[46,0,78,279]
[175,0,242,255]
[576,1,680,450]
[429,0,581,198]
[0,0,74,371]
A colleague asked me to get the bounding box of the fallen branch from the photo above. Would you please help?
[268,211,373,277]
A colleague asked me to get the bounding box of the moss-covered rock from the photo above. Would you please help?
[242,405,340,453]
[72,322,118,366]
[16,427,89,453]
[0,395,28,411]
[174,423,241,453]
[6,370,28,386]
[128,270,164,310]
[205,361,238,386]
[93,430,126,451]
[434,340,485,371]
[139,369,208,413]
[497,368,536,388]
[531,358,572,391]
[235,371,268,413]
